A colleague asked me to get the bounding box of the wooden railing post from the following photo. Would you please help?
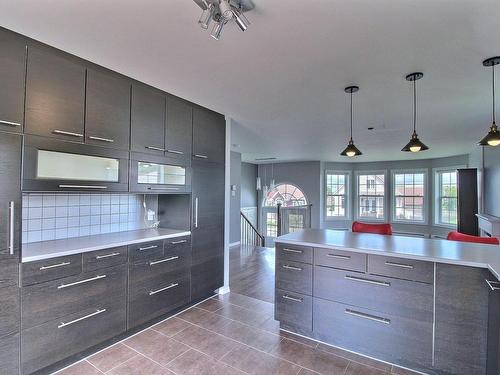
[277,203,282,237]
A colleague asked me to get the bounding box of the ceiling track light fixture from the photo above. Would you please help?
[340,86,363,157]
[479,56,500,147]
[402,72,429,153]
[195,0,252,40]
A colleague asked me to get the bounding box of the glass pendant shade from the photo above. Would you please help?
[479,123,500,146]
[401,131,429,152]
[479,57,500,147]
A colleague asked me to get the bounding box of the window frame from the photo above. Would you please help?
[390,169,428,225]
[324,170,351,221]
[354,170,388,222]
[433,166,464,228]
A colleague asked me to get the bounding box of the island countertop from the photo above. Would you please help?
[276,228,500,279]
[22,228,191,263]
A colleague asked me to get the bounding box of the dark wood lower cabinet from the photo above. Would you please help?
[0,332,20,375]
[191,256,224,301]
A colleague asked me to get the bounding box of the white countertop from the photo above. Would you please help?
[276,229,500,280]
[22,228,191,263]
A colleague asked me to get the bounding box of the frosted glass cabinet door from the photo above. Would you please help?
[137,162,185,185]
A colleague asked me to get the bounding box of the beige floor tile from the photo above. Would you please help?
[346,362,391,375]
[215,319,282,353]
[316,343,392,372]
[87,343,137,373]
[152,317,193,337]
[56,360,103,375]
[107,354,175,375]
[166,349,246,375]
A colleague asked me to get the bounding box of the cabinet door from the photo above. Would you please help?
[192,106,225,164]
[131,83,165,155]
[85,68,131,150]
[0,332,19,375]
[0,30,26,133]
[165,95,192,163]
[25,45,86,141]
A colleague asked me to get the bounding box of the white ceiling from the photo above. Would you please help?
[1,0,499,163]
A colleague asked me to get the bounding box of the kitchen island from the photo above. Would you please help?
[274,229,500,375]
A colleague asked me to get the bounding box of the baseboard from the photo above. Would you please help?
[217,285,231,295]
[229,241,241,248]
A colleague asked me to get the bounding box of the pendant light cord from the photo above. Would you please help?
[350,90,353,139]
[413,78,417,133]
[493,64,496,124]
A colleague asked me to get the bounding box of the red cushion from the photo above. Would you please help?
[447,231,499,245]
[352,221,393,235]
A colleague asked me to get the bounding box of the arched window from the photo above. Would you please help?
[263,183,307,207]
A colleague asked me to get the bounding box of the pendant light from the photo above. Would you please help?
[340,86,362,157]
[479,57,500,147]
[402,72,429,152]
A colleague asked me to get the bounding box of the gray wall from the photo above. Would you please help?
[241,162,258,208]
[484,146,500,217]
[230,151,242,244]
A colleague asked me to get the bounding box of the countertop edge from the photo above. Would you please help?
[22,230,192,263]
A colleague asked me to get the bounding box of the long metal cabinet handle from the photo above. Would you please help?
[166,149,184,155]
[58,309,106,328]
[345,309,391,324]
[194,197,199,228]
[194,154,208,159]
[88,136,114,143]
[149,256,179,266]
[147,187,180,191]
[282,248,302,254]
[149,283,179,295]
[59,185,108,189]
[326,254,351,260]
[8,201,14,255]
[96,252,121,260]
[138,245,158,251]
[385,261,414,269]
[170,239,187,245]
[345,275,390,287]
[145,146,166,152]
[52,130,83,137]
[282,294,303,303]
[40,261,71,270]
[282,264,303,271]
[486,280,500,291]
[0,120,21,127]
[58,275,106,289]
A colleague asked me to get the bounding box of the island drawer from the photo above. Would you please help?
[164,236,191,251]
[315,247,366,272]
[276,244,313,264]
[275,288,312,331]
[22,264,127,329]
[128,270,190,328]
[313,298,432,369]
[22,254,82,286]
[21,299,126,375]
[276,260,312,295]
[314,266,433,322]
[367,254,434,284]
[83,246,128,272]
[128,240,164,263]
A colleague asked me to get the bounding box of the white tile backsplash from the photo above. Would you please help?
[23,193,153,243]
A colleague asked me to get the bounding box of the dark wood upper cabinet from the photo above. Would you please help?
[0,30,26,133]
[85,68,131,150]
[25,45,86,141]
[165,94,192,163]
[131,83,165,155]
[192,106,225,164]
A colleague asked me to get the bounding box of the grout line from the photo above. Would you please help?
[343,361,350,375]
[120,341,186,374]
[101,353,139,374]
[85,360,106,374]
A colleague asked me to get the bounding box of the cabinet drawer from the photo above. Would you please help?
[367,254,434,284]
[276,244,312,264]
[21,300,126,375]
[0,255,19,286]
[314,266,433,322]
[276,260,312,295]
[0,332,19,375]
[164,236,191,251]
[22,254,82,286]
[128,270,190,328]
[83,246,127,272]
[0,283,20,337]
[22,264,127,329]
[315,247,366,272]
[275,289,312,331]
[128,240,164,262]
[313,298,432,369]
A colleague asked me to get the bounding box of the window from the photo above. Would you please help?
[325,172,349,218]
[266,212,278,237]
[436,170,458,226]
[288,214,304,233]
[393,171,426,223]
[264,183,307,207]
[357,173,385,220]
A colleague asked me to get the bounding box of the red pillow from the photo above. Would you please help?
[352,221,393,235]
[447,231,499,245]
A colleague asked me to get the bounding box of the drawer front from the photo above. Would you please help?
[275,288,312,331]
[0,283,20,337]
[276,260,313,295]
[0,332,19,375]
[22,254,82,286]
[22,264,127,329]
[314,266,433,322]
[0,255,19,286]
[22,300,126,375]
[276,243,313,264]
[164,236,191,252]
[128,240,164,263]
[367,254,434,284]
[128,270,190,328]
[315,247,366,272]
[83,246,127,272]
[313,298,432,369]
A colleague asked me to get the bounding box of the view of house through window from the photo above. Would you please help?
[357,173,385,219]
[393,172,426,222]
[326,172,348,218]
[437,170,458,226]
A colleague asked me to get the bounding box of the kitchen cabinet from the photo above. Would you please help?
[85,68,131,150]
[25,45,86,141]
[192,105,225,164]
[486,273,500,375]
[0,29,26,133]
[0,333,19,375]
[131,83,166,155]
[165,94,193,163]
